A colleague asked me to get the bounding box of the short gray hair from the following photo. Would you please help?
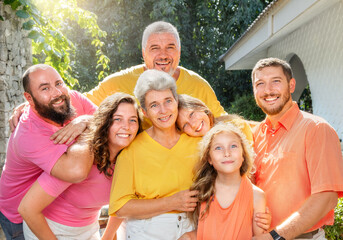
[134,69,178,110]
[142,21,180,50]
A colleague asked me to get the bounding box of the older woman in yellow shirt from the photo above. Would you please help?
[109,69,200,240]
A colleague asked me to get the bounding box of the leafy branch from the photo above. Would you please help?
[0,0,110,87]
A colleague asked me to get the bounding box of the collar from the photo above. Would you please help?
[262,102,300,132]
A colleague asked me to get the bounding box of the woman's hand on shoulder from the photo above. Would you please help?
[50,115,93,144]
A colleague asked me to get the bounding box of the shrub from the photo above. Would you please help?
[325,198,343,240]
[228,94,265,121]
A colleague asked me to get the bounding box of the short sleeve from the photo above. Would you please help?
[197,79,226,118]
[306,122,343,197]
[108,148,138,216]
[69,90,97,115]
[37,172,72,197]
[177,68,226,118]
[84,75,120,106]
[15,134,68,174]
[194,75,227,117]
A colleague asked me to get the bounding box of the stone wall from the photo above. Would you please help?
[0,2,32,174]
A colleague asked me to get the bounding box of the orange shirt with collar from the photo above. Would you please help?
[253,102,343,231]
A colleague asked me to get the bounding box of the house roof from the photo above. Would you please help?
[219,0,340,70]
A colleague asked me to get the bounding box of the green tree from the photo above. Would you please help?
[298,85,313,113]
[229,94,265,121]
[325,198,343,239]
[1,0,110,88]
[175,1,269,100]
[75,0,270,116]
[2,0,270,110]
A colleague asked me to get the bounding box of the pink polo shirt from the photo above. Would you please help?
[253,102,343,231]
[0,90,96,223]
[37,165,112,227]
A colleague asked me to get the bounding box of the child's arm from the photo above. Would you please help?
[101,216,123,240]
[178,230,197,240]
[255,206,271,232]
[252,185,267,236]
[18,181,57,240]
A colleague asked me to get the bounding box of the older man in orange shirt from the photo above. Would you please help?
[251,58,343,240]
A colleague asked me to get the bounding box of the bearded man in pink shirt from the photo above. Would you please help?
[0,64,97,239]
[251,58,343,240]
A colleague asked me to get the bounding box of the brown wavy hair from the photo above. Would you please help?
[88,92,142,178]
[188,122,255,227]
[177,94,214,128]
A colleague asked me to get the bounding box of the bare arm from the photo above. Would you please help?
[51,140,94,183]
[275,191,337,239]
[50,115,93,145]
[116,190,198,219]
[252,186,267,236]
[18,181,57,240]
[101,216,123,240]
[252,191,338,240]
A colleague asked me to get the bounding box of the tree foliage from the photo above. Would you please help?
[1,0,110,88]
[229,94,265,121]
[2,1,342,237]
[2,0,271,114]
[298,85,313,113]
[1,0,270,116]
[325,198,343,240]
[76,0,270,118]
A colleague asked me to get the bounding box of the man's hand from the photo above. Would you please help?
[50,115,93,144]
[168,189,198,212]
[9,102,27,132]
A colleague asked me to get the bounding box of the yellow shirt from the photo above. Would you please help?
[109,131,201,215]
[85,64,226,118]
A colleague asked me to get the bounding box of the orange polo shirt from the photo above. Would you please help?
[253,102,343,231]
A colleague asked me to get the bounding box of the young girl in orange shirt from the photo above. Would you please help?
[180,122,266,240]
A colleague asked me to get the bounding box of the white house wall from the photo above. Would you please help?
[266,1,343,140]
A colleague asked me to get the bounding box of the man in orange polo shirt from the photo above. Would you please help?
[251,58,343,240]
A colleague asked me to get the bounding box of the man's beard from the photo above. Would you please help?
[256,89,291,116]
[33,94,75,125]
[154,58,177,77]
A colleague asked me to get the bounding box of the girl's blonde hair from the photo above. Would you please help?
[189,122,255,227]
